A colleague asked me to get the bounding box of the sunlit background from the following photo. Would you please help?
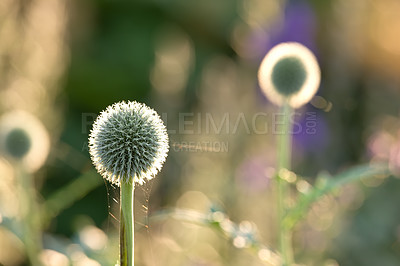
[1,0,400,265]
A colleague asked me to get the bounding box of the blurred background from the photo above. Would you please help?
[1,0,400,265]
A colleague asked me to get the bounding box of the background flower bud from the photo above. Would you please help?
[258,42,321,108]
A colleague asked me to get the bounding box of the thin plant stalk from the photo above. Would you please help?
[277,103,294,265]
[120,181,135,266]
[16,164,42,266]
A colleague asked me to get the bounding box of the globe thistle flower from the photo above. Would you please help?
[89,101,169,186]
[258,42,321,108]
[0,110,50,172]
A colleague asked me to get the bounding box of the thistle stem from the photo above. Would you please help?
[120,181,135,266]
[16,165,42,266]
[277,103,294,265]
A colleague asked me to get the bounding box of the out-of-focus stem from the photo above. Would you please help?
[277,103,294,265]
[43,170,102,225]
[16,164,42,266]
[120,181,135,266]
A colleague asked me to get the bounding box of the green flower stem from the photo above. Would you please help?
[16,164,42,266]
[120,181,135,266]
[277,103,294,265]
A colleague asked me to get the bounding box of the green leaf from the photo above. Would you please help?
[283,163,390,230]
[43,170,102,224]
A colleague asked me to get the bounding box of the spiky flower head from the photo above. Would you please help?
[258,42,321,108]
[89,101,169,186]
[0,110,50,172]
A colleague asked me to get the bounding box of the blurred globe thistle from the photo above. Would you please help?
[0,110,50,172]
[258,42,320,108]
[89,101,169,186]
[5,128,31,159]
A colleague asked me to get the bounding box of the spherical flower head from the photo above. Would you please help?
[0,110,50,172]
[89,101,169,186]
[258,42,321,108]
